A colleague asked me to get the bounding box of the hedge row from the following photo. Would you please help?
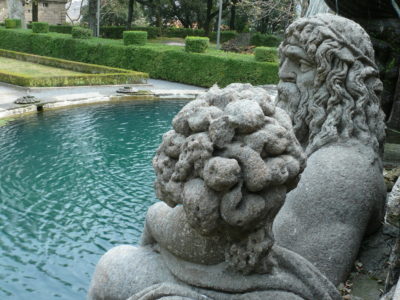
[72,27,92,39]
[32,22,49,33]
[0,28,279,87]
[101,26,160,39]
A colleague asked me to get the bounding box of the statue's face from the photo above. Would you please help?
[277,42,316,143]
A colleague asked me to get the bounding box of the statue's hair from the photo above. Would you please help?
[280,14,386,156]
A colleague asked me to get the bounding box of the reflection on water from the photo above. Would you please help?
[0,100,186,299]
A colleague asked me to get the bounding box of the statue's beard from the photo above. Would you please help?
[277,81,311,147]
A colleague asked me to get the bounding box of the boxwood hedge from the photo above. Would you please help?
[32,22,49,33]
[5,19,21,29]
[185,36,209,53]
[72,27,92,39]
[123,31,147,45]
[0,28,279,87]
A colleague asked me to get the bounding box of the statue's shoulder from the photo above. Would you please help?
[309,141,378,169]
[304,141,383,191]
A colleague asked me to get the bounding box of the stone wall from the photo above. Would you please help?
[0,1,66,25]
[0,1,7,22]
[24,2,67,25]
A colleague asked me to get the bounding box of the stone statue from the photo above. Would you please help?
[273,13,387,285]
[88,83,341,300]
[88,14,385,300]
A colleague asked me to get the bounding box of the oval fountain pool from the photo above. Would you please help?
[0,100,186,299]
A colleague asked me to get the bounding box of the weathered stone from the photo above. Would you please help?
[224,100,264,133]
[14,95,40,104]
[386,177,400,227]
[89,82,343,299]
[203,157,241,192]
[87,14,388,299]
[273,14,387,286]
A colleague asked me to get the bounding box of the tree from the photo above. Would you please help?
[204,0,230,35]
[127,0,135,29]
[32,0,38,22]
[88,0,98,35]
[237,0,297,33]
[66,0,85,25]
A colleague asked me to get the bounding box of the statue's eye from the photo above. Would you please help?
[299,59,312,72]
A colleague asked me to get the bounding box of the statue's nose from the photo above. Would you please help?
[279,59,296,83]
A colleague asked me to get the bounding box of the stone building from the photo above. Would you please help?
[0,0,67,25]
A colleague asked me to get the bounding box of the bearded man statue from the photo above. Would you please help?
[273,13,387,286]
[88,14,385,300]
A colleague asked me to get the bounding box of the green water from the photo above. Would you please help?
[0,100,186,299]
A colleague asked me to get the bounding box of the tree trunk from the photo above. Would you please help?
[32,0,38,22]
[88,0,97,36]
[229,0,237,30]
[127,0,135,29]
[204,0,214,36]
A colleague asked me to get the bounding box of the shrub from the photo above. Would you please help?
[5,19,21,29]
[163,27,205,38]
[123,31,147,45]
[254,47,278,62]
[250,33,281,47]
[72,27,92,39]
[49,25,73,34]
[185,36,209,53]
[101,26,161,39]
[32,22,49,33]
[210,31,238,43]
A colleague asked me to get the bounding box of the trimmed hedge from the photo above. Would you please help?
[163,27,205,38]
[50,25,73,34]
[254,47,278,62]
[123,31,147,45]
[101,26,161,39]
[5,19,21,29]
[185,36,209,53]
[250,33,282,47]
[0,28,279,87]
[72,27,92,39]
[32,22,49,33]
[210,31,238,43]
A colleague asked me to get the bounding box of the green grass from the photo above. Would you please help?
[0,48,148,87]
[0,56,84,76]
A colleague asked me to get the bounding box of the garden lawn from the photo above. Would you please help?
[0,56,84,76]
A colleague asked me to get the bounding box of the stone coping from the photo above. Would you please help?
[0,87,205,120]
[0,81,278,120]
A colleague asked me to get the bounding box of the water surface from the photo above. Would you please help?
[0,100,186,299]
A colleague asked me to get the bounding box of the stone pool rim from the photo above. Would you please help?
[0,82,206,120]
